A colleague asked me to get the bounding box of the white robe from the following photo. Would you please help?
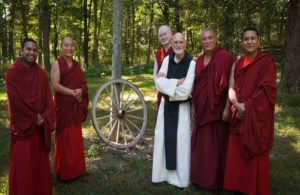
[152,55,196,188]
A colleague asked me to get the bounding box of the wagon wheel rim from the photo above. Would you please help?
[91,79,147,149]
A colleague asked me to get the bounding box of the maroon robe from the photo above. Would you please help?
[223,52,276,195]
[54,56,88,180]
[154,47,173,107]
[5,59,55,195]
[191,47,233,189]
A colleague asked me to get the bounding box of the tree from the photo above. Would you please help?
[83,0,90,67]
[39,0,51,72]
[281,0,300,92]
[0,3,8,63]
[91,0,99,66]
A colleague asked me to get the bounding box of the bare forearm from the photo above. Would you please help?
[54,83,75,96]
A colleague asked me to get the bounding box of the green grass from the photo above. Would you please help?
[0,74,300,194]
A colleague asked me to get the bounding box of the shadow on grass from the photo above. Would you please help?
[270,134,300,194]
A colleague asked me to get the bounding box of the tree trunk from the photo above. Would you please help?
[174,0,181,32]
[83,0,89,68]
[146,1,154,65]
[124,2,130,66]
[8,1,16,61]
[52,3,59,59]
[0,8,8,63]
[97,0,104,38]
[281,0,300,92]
[130,0,135,66]
[112,0,122,79]
[19,0,28,39]
[92,0,99,66]
[40,0,51,72]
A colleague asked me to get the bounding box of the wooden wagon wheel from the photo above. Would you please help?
[91,79,148,149]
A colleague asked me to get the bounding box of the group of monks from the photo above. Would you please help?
[5,25,276,195]
[5,36,88,195]
[151,25,276,195]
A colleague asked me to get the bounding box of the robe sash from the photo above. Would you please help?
[164,52,192,170]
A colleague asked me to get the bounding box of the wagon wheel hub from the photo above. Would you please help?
[117,109,126,118]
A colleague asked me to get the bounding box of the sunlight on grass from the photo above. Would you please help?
[0,92,7,101]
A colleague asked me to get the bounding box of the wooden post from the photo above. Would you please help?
[112,0,122,79]
[111,0,122,143]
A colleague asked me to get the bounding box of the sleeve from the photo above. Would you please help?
[80,71,89,121]
[241,58,276,156]
[153,58,158,81]
[155,56,178,97]
[169,60,196,101]
[40,72,56,153]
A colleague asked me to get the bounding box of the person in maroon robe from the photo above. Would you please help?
[223,26,276,195]
[51,36,88,181]
[5,38,55,195]
[153,25,173,108]
[191,28,233,191]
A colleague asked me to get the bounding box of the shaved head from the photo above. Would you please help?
[61,36,74,46]
[158,25,172,34]
[201,28,216,38]
[158,25,173,48]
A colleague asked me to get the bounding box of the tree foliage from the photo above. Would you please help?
[0,0,292,72]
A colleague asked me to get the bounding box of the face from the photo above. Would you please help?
[200,30,216,53]
[61,37,75,58]
[172,33,186,56]
[158,26,172,47]
[20,41,38,64]
[242,31,260,54]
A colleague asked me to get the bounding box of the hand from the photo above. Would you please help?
[235,102,245,120]
[157,72,166,78]
[222,108,230,122]
[73,88,83,103]
[177,78,185,86]
[37,113,44,126]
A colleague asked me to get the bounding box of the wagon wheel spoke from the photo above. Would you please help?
[96,114,115,120]
[124,116,141,132]
[121,88,134,109]
[123,97,140,111]
[125,107,144,113]
[121,120,127,145]
[115,119,120,144]
[108,117,118,140]
[105,86,118,109]
[126,114,144,120]
[124,120,135,139]
[98,95,114,111]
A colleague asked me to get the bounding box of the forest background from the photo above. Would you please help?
[0,0,300,194]
[0,0,299,92]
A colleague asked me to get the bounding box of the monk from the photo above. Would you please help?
[223,26,276,195]
[152,33,195,188]
[5,38,55,195]
[191,28,233,190]
[153,25,173,108]
[51,36,89,181]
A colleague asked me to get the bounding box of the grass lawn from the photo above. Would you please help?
[0,73,300,195]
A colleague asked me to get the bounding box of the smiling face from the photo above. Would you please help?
[172,33,186,57]
[61,36,75,58]
[20,41,38,64]
[158,26,172,48]
[200,29,217,53]
[242,30,260,56]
